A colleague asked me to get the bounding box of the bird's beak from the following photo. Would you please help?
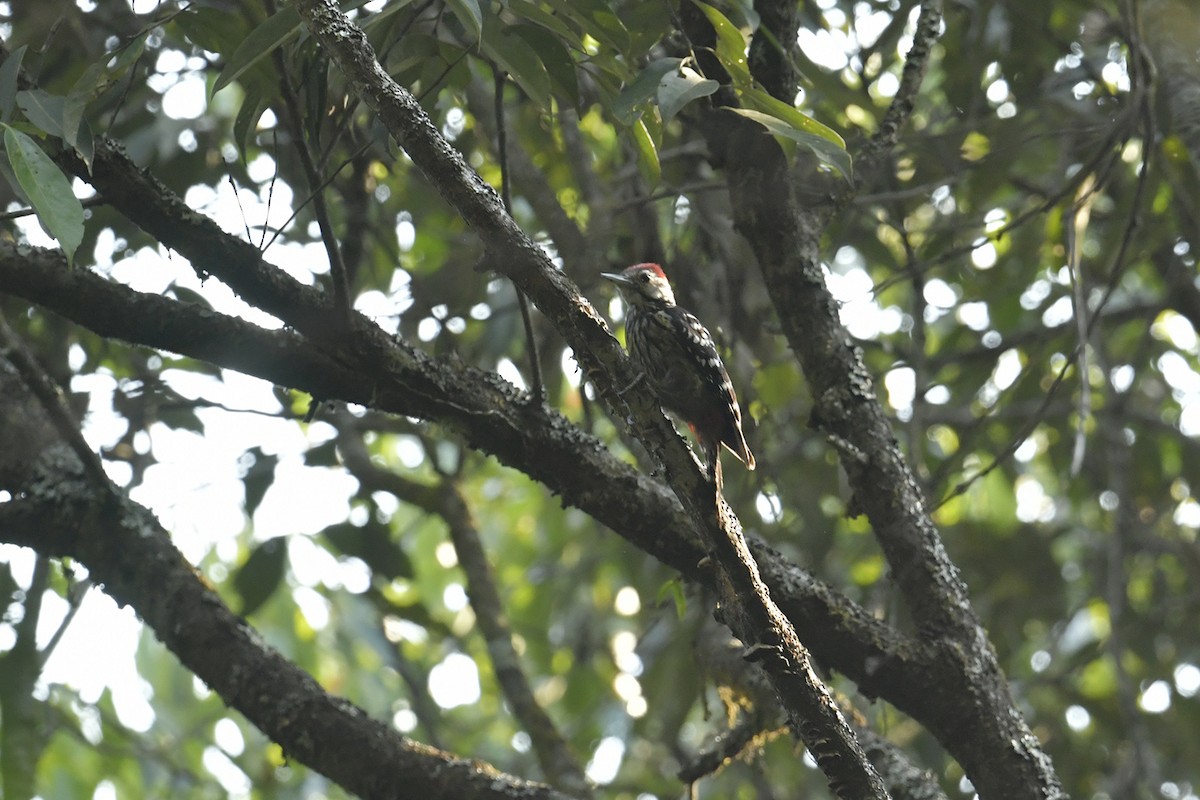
[601,271,632,287]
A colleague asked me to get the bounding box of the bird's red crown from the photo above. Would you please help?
[625,262,667,279]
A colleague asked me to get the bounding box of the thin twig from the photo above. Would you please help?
[493,66,545,403]
[850,0,944,192]
[265,48,468,255]
[334,426,589,794]
[1066,175,1095,476]
[0,196,105,222]
[437,477,590,796]
[38,578,92,668]
[260,129,281,249]
[105,46,145,134]
[267,0,352,323]
[226,174,256,242]
[262,140,370,253]
[933,351,1076,511]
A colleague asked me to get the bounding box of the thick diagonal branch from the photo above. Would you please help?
[290,3,888,796]
[0,242,915,709]
[701,1,1064,797]
[0,344,575,800]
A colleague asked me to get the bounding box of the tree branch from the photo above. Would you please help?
[289,4,891,796]
[853,0,945,190]
[0,241,913,708]
[0,347,576,800]
[336,428,591,796]
[3,240,894,800]
[267,6,352,321]
[702,1,1065,798]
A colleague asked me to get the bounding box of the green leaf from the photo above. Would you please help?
[241,446,279,517]
[158,406,203,435]
[656,65,719,122]
[176,8,240,54]
[630,117,660,185]
[213,6,301,96]
[359,0,420,33]
[444,0,482,43]
[740,87,846,149]
[656,578,688,619]
[72,119,95,175]
[302,439,340,468]
[727,107,853,180]
[542,0,630,54]
[2,124,85,265]
[233,87,268,159]
[613,58,680,124]
[164,283,215,311]
[232,538,288,617]
[324,520,414,581]
[692,0,751,89]
[16,90,65,137]
[482,19,552,109]
[108,31,148,76]
[0,46,26,123]
[302,52,329,146]
[511,24,579,107]
[63,61,106,155]
[505,0,580,46]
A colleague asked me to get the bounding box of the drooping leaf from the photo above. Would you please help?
[511,24,579,107]
[2,124,85,265]
[727,107,853,180]
[16,90,65,137]
[213,5,302,96]
[542,0,630,54]
[0,45,26,123]
[359,0,420,33]
[613,58,680,124]
[63,61,106,157]
[692,0,752,89]
[444,0,483,43]
[234,85,269,159]
[176,8,242,54]
[656,65,719,122]
[302,51,329,147]
[303,439,340,468]
[740,87,846,149]
[158,406,204,435]
[481,19,552,109]
[232,537,288,617]
[107,31,148,76]
[505,0,580,46]
[240,446,279,518]
[630,117,660,185]
[656,578,688,619]
[75,119,95,174]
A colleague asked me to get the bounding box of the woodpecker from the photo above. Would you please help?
[602,263,755,486]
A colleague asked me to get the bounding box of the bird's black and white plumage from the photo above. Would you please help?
[602,263,754,485]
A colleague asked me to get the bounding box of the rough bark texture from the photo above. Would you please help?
[0,464,573,800]
[292,1,889,796]
[0,0,1072,797]
[689,1,1066,797]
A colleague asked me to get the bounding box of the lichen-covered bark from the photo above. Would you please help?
[0,0,1069,796]
[689,1,1066,797]
[293,2,890,796]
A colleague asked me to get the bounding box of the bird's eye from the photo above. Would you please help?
[639,272,650,282]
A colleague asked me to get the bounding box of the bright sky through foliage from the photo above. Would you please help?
[4,0,1200,795]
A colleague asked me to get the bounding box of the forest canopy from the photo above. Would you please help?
[1,0,1199,799]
